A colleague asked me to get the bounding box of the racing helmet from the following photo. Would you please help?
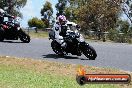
[57,15,66,25]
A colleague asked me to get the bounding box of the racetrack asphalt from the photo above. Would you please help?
[0,38,132,71]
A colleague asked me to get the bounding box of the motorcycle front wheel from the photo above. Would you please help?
[80,43,97,60]
[19,29,30,43]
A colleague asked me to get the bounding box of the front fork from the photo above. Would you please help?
[76,34,85,42]
[79,42,89,51]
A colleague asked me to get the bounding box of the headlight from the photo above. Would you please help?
[76,33,80,37]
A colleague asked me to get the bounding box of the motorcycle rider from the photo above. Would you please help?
[0,8,15,25]
[53,14,80,49]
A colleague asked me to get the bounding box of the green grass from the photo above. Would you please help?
[27,31,49,38]
[0,64,118,88]
[0,56,131,88]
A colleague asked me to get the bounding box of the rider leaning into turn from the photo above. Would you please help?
[53,14,80,49]
[0,8,15,24]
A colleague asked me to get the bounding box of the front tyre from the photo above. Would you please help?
[80,43,97,60]
[19,29,30,43]
[51,41,64,56]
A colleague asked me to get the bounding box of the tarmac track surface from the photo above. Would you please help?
[0,38,132,71]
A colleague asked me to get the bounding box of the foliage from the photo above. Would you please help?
[78,0,121,31]
[28,17,45,29]
[108,29,119,42]
[121,0,132,23]
[54,0,132,43]
[118,20,130,34]
[0,0,27,17]
[108,28,132,43]
[41,1,53,27]
[61,0,122,41]
[55,0,68,16]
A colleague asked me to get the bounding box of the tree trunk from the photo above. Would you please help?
[35,28,38,33]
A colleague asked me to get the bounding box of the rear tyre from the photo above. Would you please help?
[19,30,30,43]
[0,29,4,41]
[51,41,64,56]
[80,43,97,60]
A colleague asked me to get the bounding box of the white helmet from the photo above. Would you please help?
[57,15,66,22]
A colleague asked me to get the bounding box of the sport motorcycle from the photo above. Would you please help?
[49,25,97,60]
[0,17,30,43]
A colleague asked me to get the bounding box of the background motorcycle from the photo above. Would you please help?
[0,17,30,43]
[49,25,97,60]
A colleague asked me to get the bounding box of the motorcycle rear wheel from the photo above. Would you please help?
[0,29,4,41]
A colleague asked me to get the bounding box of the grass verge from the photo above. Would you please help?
[26,31,49,38]
[0,56,131,88]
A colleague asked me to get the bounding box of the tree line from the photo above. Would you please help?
[0,0,132,43]
[28,0,132,43]
[0,0,27,17]
[57,0,132,43]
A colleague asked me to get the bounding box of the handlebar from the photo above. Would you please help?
[64,31,80,40]
[4,20,19,25]
[3,20,20,28]
[3,21,14,26]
